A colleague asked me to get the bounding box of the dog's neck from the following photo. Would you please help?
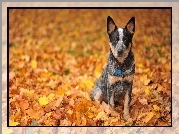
[108,50,123,66]
[107,49,134,77]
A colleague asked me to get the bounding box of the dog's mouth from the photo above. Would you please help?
[117,50,124,57]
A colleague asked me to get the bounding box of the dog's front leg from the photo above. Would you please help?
[91,86,103,102]
[123,89,131,120]
[107,80,115,109]
[109,90,115,109]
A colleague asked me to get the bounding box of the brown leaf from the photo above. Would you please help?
[138,98,148,105]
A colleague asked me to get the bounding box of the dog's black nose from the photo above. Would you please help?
[118,51,123,57]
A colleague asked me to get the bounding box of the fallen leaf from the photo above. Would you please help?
[144,112,154,123]
[26,108,45,120]
[80,79,94,89]
[38,96,49,106]
[153,105,160,111]
[94,64,102,78]
[96,111,108,120]
[19,99,29,111]
[139,98,148,105]
[47,93,55,101]
[67,109,73,115]
[109,117,119,124]
[140,75,150,86]
[145,86,151,96]
[9,119,19,126]
[30,60,37,68]
[9,71,15,80]
[157,84,163,92]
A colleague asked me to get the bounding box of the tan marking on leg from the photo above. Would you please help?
[123,90,130,120]
[109,43,132,63]
[108,74,134,85]
[109,90,115,109]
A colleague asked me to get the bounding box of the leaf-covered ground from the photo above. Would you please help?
[9,9,171,126]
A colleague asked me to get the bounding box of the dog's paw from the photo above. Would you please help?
[110,104,115,109]
[123,113,130,120]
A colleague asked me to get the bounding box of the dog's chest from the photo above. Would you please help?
[107,50,135,78]
[102,50,135,99]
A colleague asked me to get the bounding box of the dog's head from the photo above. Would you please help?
[107,16,135,61]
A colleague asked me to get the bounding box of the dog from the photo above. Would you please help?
[91,16,135,120]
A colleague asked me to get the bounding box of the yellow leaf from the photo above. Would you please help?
[38,96,49,106]
[154,111,161,118]
[44,120,52,126]
[96,111,108,120]
[140,75,150,86]
[47,93,55,101]
[150,98,158,102]
[87,112,94,118]
[87,106,97,118]
[137,63,144,68]
[145,86,150,96]
[157,84,163,92]
[81,79,94,89]
[143,68,150,73]
[9,119,19,126]
[109,117,119,124]
[46,112,52,117]
[153,105,160,111]
[30,60,37,68]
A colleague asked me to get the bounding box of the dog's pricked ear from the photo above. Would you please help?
[107,16,117,35]
[125,17,135,34]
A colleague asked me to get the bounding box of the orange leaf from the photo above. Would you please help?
[26,108,44,120]
[144,112,154,123]
[157,84,163,92]
[19,99,29,111]
[57,84,70,96]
